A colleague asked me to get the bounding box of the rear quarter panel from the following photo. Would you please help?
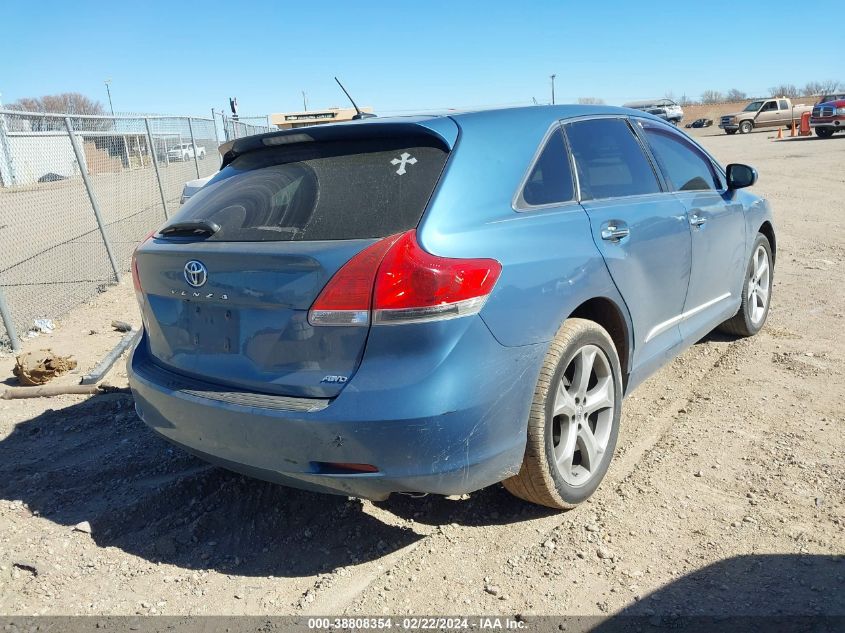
[417,110,632,353]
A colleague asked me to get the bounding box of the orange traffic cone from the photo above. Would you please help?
[776,127,782,140]
[791,120,797,137]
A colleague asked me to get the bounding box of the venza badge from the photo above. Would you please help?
[183,260,208,288]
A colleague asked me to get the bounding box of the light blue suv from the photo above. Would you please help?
[128,106,774,509]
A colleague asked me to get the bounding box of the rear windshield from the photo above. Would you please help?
[167,136,449,241]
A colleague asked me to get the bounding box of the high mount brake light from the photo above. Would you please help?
[308,230,501,327]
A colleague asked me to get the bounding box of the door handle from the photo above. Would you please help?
[601,225,630,241]
[690,214,707,227]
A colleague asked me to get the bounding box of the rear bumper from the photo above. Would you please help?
[128,319,545,500]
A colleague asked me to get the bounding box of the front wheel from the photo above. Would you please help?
[815,127,834,138]
[503,319,623,509]
[739,120,753,134]
[718,233,773,337]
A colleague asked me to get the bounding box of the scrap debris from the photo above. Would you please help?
[26,318,55,338]
[111,320,133,333]
[12,349,77,386]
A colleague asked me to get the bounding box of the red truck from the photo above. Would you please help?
[810,96,845,138]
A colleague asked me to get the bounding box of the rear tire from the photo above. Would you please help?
[815,127,834,138]
[503,319,623,510]
[718,233,773,337]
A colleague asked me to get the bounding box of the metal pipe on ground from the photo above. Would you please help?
[80,329,140,385]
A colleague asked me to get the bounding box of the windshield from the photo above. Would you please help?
[743,101,765,112]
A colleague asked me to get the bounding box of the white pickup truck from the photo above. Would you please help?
[719,97,813,135]
[167,143,207,161]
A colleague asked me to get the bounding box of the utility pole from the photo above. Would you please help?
[104,79,115,116]
[302,90,308,112]
[550,74,556,105]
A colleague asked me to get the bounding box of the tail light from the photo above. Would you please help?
[309,230,501,326]
[131,231,156,302]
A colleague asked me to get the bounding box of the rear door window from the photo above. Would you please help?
[564,118,661,201]
[640,123,722,192]
[518,128,575,207]
[168,136,449,241]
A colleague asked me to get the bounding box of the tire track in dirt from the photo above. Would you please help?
[330,334,752,614]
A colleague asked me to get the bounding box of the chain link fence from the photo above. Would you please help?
[213,111,273,141]
[0,109,272,352]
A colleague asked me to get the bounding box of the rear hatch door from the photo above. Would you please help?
[134,127,453,398]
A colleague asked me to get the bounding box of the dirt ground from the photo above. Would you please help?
[0,128,842,620]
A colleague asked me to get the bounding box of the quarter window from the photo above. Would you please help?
[520,128,575,207]
[641,123,721,192]
[565,118,660,201]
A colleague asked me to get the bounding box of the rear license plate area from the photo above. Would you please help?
[183,302,241,353]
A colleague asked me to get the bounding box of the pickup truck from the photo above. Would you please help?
[816,92,845,105]
[167,143,207,162]
[719,97,813,134]
[810,98,845,138]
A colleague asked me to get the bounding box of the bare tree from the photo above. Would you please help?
[577,97,605,105]
[6,92,108,131]
[804,81,824,96]
[678,94,695,106]
[8,92,105,115]
[769,84,799,98]
[725,88,747,101]
[700,90,724,104]
[817,79,841,94]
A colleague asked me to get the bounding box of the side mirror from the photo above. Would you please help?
[726,163,757,190]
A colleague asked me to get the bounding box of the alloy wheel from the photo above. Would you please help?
[748,244,771,325]
[551,345,615,486]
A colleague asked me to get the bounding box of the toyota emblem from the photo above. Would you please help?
[183,260,208,288]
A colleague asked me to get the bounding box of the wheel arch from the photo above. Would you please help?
[568,297,632,389]
[758,221,776,263]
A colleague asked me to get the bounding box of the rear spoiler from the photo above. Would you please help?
[217,121,457,169]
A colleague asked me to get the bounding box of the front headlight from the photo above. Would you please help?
[836,107,845,116]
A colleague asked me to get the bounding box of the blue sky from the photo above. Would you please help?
[1,0,839,117]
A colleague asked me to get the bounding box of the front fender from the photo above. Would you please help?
[740,192,775,261]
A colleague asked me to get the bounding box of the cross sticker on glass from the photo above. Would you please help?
[390,152,417,175]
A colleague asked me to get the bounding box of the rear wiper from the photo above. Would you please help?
[158,220,221,238]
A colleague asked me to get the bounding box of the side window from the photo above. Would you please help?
[779,100,789,110]
[565,118,660,201]
[519,128,575,207]
[763,101,777,112]
[640,124,721,192]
